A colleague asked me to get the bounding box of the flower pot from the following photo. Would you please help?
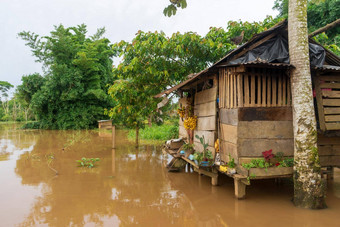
[200,161,209,167]
[227,168,236,174]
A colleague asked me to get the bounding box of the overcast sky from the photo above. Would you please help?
[0,0,278,95]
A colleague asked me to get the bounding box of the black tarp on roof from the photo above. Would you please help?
[228,35,326,67]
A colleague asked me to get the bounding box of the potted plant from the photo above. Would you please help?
[227,155,236,174]
[181,143,195,157]
[194,135,214,167]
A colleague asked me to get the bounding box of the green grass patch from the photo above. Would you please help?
[128,122,178,141]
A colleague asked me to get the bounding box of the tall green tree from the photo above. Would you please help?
[16,73,45,121]
[0,81,13,120]
[19,25,114,129]
[0,81,13,100]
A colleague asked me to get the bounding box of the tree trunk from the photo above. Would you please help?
[135,126,139,147]
[148,115,152,127]
[288,0,326,209]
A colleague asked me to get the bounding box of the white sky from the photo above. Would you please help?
[0,0,278,95]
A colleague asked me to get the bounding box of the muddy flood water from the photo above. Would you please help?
[0,123,340,227]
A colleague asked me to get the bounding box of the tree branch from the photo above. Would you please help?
[309,18,340,38]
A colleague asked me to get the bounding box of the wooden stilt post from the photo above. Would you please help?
[327,167,334,180]
[112,125,116,149]
[234,178,246,199]
[112,149,116,175]
[211,168,219,186]
[211,176,218,186]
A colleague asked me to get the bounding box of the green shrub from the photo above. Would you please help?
[21,121,41,129]
[128,123,179,141]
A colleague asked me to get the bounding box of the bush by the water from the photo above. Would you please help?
[128,121,178,141]
[21,121,41,129]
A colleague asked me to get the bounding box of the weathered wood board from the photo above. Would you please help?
[220,124,237,144]
[325,115,340,122]
[197,116,216,131]
[238,121,293,139]
[319,156,340,167]
[318,134,340,145]
[325,123,340,130]
[98,120,112,129]
[194,130,215,147]
[318,145,340,156]
[324,107,340,115]
[237,166,293,178]
[322,90,340,98]
[219,108,238,126]
[195,87,217,105]
[323,99,340,106]
[219,140,238,163]
[238,107,292,121]
[237,138,294,157]
[194,101,216,117]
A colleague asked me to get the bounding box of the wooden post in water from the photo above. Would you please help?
[234,178,246,199]
[112,125,116,149]
[112,149,116,175]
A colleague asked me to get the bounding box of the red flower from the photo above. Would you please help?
[275,163,280,166]
[262,149,274,161]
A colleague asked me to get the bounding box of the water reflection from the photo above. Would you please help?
[0,123,339,226]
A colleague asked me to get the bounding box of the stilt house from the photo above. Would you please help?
[157,20,340,198]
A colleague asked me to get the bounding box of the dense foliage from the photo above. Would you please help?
[107,16,282,135]
[273,0,340,54]
[18,25,114,129]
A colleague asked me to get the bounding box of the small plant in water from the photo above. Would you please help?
[77,157,100,168]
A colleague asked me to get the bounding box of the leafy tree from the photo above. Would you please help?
[0,81,13,120]
[19,25,114,129]
[108,15,282,142]
[16,73,45,121]
[108,30,218,143]
[163,0,187,17]
[274,0,340,54]
[0,81,13,100]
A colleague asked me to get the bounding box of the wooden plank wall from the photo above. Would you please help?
[219,108,239,163]
[219,107,295,164]
[194,86,217,154]
[219,67,239,109]
[237,121,294,158]
[314,72,340,131]
[318,133,340,167]
[242,69,291,107]
[219,67,292,109]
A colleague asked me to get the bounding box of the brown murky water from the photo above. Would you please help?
[0,123,339,227]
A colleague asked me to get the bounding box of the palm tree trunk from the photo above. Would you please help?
[288,0,326,209]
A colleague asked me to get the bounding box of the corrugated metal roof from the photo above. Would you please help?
[315,65,340,72]
[218,59,292,68]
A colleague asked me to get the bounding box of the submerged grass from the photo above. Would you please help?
[128,121,179,141]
